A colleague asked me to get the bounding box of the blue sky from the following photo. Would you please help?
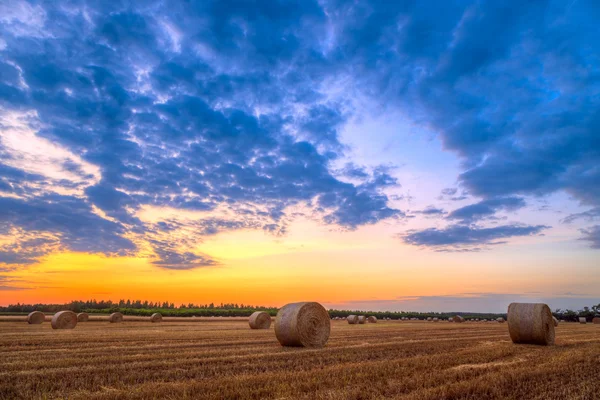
[0,0,598,311]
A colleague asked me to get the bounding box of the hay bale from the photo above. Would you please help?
[507,303,555,346]
[347,315,358,324]
[27,311,45,324]
[552,316,559,327]
[357,316,366,324]
[274,302,330,348]
[593,317,600,324]
[433,317,439,322]
[367,316,377,323]
[426,317,432,321]
[150,313,163,323]
[109,312,124,323]
[77,313,89,322]
[51,311,78,329]
[497,317,505,323]
[579,317,587,324]
[249,311,271,329]
[452,315,465,323]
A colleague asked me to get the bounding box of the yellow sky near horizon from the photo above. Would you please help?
[2,218,597,308]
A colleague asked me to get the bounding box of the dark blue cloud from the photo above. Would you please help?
[446,197,526,223]
[0,0,597,270]
[415,206,446,216]
[0,0,402,268]
[402,224,549,250]
[580,226,600,249]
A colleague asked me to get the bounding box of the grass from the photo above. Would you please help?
[0,319,598,399]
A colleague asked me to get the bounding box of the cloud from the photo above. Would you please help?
[402,224,548,250]
[414,206,446,216]
[0,1,402,269]
[580,226,600,249]
[446,197,526,223]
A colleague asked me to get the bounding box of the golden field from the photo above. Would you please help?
[0,319,598,400]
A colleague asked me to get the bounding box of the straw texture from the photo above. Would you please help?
[150,313,162,323]
[27,311,45,324]
[347,315,358,324]
[248,311,271,329]
[109,312,124,323]
[274,302,330,348]
[507,303,555,345]
[51,311,78,329]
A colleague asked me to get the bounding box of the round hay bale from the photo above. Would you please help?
[426,317,432,321]
[150,313,163,323]
[109,312,124,323]
[433,317,439,322]
[452,315,465,323]
[248,311,271,329]
[367,316,377,323]
[357,316,366,324]
[579,317,587,324]
[347,315,358,324]
[497,317,505,323]
[77,312,89,322]
[552,316,559,327]
[27,311,45,324]
[592,317,600,324]
[51,311,78,329]
[507,303,555,346]
[274,302,330,348]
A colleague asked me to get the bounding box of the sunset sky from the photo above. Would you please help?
[0,0,598,312]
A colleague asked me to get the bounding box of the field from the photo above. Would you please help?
[0,319,598,400]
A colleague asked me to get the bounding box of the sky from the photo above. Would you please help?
[0,0,598,312]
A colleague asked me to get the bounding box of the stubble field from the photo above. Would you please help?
[0,319,598,400]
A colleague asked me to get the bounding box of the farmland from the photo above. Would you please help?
[0,319,598,400]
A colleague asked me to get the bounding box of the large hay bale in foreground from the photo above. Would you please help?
[507,303,555,346]
[109,312,124,323]
[593,317,600,324]
[274,302,330,348]
[579,317,587,324]
[51,311,78,329]
[249,311,271,329]
[27,311,45,324]
[150,313,163,323]
[77,313,89,322]
[347,315,358,324]
[553,316,559,327]
[357,316,366,324]
[367,316,377,323]
[452,315,465,323]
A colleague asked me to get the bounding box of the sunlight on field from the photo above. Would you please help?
[0,320,598,399]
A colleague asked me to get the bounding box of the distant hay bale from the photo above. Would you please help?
[51,311,78,329]
[552,316,559,327]
[77,313,89,322]
[150,313,163,323]
[109,312,124,323]
[347,315,358,324]
[452,315,465,323]
[507,303,555,346]
[579,317,587,324]
[357,316,366,324]
[433,317,439,322]
[497,317,505,323]
[426,317,432,321]
[367,316,377,323]
[274,302,330,348]
[27,311,45,324]
[248,311,271,329]
[593,317,600,324]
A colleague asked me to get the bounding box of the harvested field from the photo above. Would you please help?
[0,319,598,400]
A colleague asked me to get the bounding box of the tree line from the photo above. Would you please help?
[0,299,598,321]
